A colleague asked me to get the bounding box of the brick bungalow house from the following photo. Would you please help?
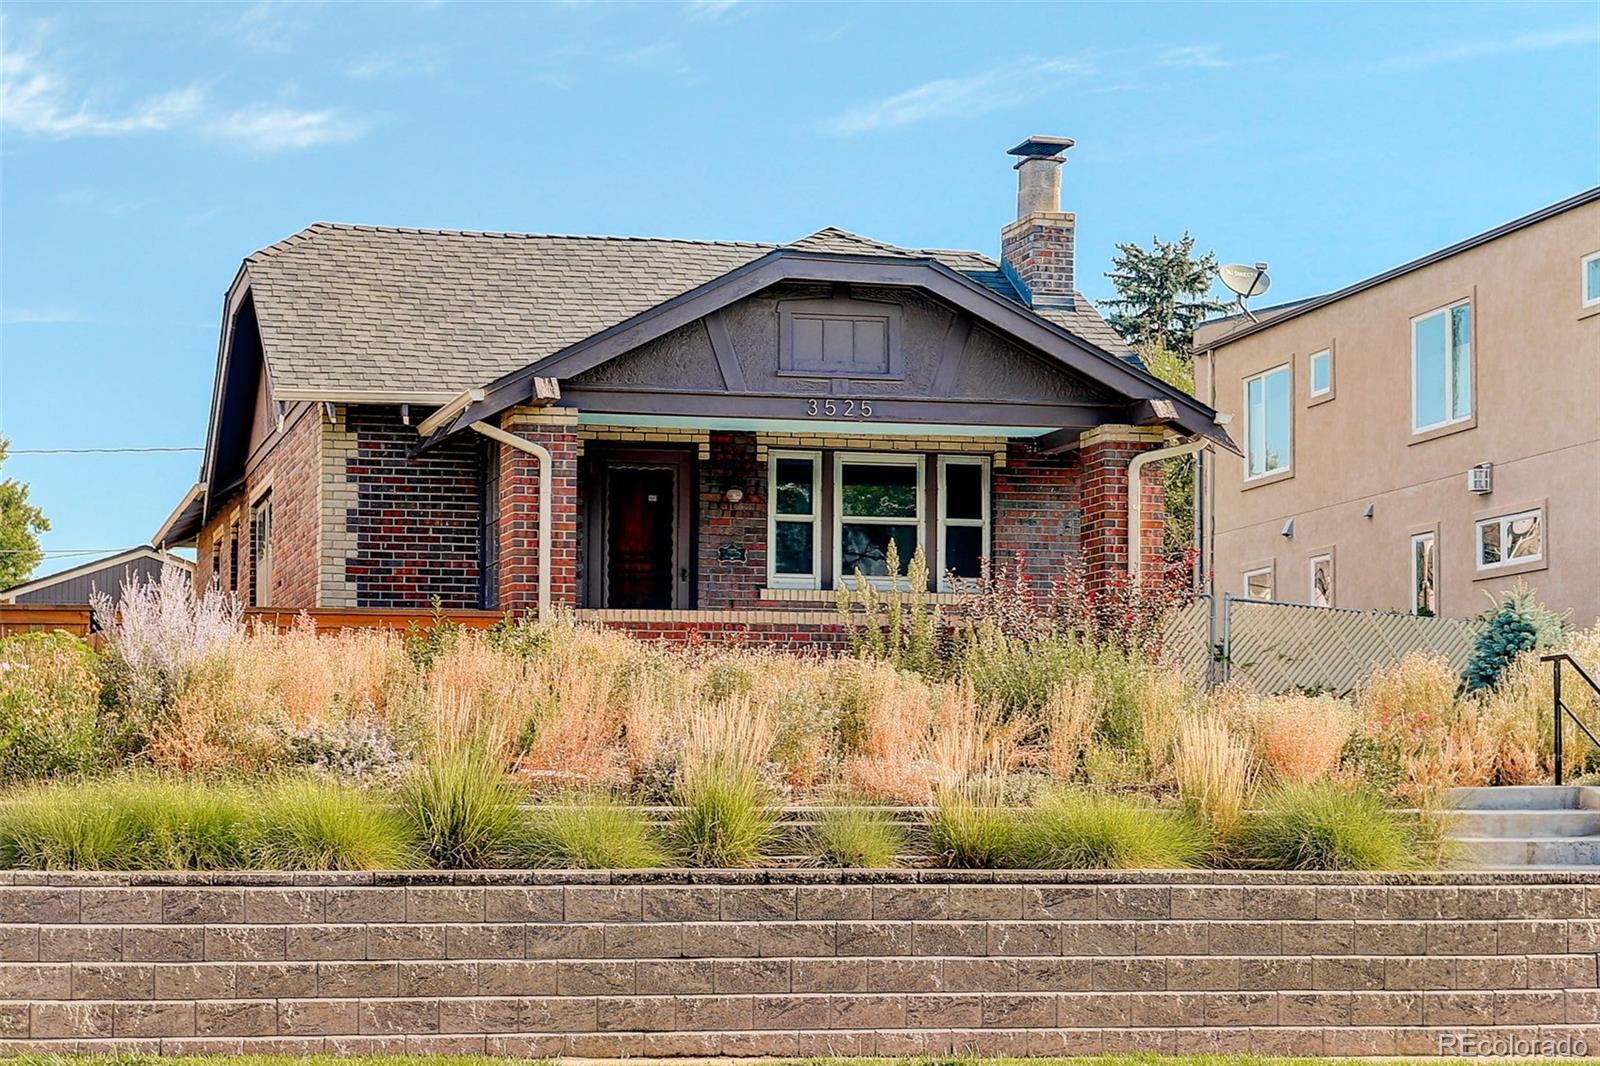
[155,137,1230,645]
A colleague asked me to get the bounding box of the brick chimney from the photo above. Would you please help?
[1000,135,1076,310]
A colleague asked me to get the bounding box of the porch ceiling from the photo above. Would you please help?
[577,412,1052,438]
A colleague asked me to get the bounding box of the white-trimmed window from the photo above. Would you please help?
[937,456,990,591]
[1411,300,1472,432]
[1411,531,1437,616]
[1308,349,1332,398]
[1309,553,1333,607]
[834,452,924,586]
[1243,566,1274,601]
[250,493,274,608]
[1584,251,1600,308]
[1476,508,1543,571]
[767,450,821,589]
[1244,364,1291,479]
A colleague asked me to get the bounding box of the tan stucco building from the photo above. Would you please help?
[1194,189,1600,626]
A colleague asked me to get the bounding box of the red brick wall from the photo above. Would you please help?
[1078,426,1167,592]
[342,406,482,609]
[992,439,1083,590]
[601,617,850,651]
[697,431,767,608]
[1000,213,1075,306]
[498,410,579,612]
[194,404,320,609]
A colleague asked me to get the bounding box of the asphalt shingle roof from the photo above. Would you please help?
[243,222,1135,395]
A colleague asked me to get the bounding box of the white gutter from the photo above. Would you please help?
[1128,437,1208,580]
[465,421,552,621]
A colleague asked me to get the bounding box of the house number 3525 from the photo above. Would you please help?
[805,398,873,418]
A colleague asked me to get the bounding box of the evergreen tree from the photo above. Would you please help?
[1100,233,1229,353]
[0,438,50,590]
[1462,581,1567,693]
[1138,342,1197,555]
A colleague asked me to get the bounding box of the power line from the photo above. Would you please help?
[9,446,201,454]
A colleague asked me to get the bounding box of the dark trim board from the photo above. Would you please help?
[436,250,1229,449]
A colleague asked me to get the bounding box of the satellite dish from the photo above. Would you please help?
[1219,262,1272,298]
[1217,262,1271,323]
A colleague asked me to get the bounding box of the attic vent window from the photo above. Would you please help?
[777,297,903,379]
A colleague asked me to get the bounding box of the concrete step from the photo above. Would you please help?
[1447,809,1600,838]
[1455,836,1600,867]
[1446,785,1600,811]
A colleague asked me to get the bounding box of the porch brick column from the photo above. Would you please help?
[1077,424,1167,591]
[498,406,580,612]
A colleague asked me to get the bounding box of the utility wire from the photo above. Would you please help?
[9,446,201,454]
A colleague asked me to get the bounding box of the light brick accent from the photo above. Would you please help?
[2,872,1597,1057]
[579,426,710,459]
[318,405,358,608]
[755,432,1006,468]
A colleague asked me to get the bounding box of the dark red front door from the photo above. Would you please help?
[606,466,676,609]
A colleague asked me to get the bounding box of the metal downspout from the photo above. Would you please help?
[467,421,552,621]
[1127,436,1208,581]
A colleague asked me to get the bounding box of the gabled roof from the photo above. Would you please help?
[0,547,192,603]
[241,222,1138,398]
[1193,186,1600,354]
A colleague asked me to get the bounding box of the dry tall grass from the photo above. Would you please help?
[1172,714,1254,836]
[1248,693,1353,785]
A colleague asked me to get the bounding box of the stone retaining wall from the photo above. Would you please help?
[3,869,1599,1058]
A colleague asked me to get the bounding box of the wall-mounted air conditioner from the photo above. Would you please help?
[1466,463,1493,494]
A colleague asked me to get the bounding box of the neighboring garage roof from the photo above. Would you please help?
[0,546,192,605]
[1193,185,1600,353]
[243,223,1137,397]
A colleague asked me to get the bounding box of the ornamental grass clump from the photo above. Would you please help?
[0,777,253,870]
[668,699,780,867]
[398,747,522,869]
[925,780,1015,868]
[519,791,666,870]
[1010,788,1207,869]
[1238,781,1421,871]
[251,777,415,871]
[807,803,905,868]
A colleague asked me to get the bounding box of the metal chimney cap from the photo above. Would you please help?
[1007,135,1075,160]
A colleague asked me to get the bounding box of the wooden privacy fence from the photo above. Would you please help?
[1163,594,1484,694]
[0,604,95,643]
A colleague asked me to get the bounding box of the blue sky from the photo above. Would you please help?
[2,1,1597,579]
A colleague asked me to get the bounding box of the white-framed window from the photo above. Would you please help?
[1308,349,1332,397]
[1584,251,1600,309]
[834,452,924,586]
[767,450,821,589]
[1309,553,1333,607]
[936,455,990,592]
[1411,300,1472,432]
[1243,364,1292,479]
[250,493,274,608]
[1243,566,1274,601]
[1476,508,1543,571]
[1411,531,1437,616]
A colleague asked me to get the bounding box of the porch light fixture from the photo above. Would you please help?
[725,487,744,504]
[1281,518,1295,538]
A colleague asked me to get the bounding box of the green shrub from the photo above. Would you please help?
[398,748,521,868]
[1010,788,1206,869]
[252,778,415,870]
[808,804,905,868]
[0,631,114,781]
[519,792,666,869]
[925,785,1015,868]
[0,777,252,870]
[1463,581,1566,692]
[669,760,778,868]
[1238,781,1420,871]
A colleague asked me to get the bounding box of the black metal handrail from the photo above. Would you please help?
[1544,653,1600,785]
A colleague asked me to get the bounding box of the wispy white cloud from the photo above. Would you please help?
[344,45,448,81]
[1156,44,1284,70]
[683,0,742,21]
[206,106,368,153]
[823,56,1095,137]
[1,308,82,325]
[225,1,319,54]
[1,19,367,155]
[1382,23,1600,69]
